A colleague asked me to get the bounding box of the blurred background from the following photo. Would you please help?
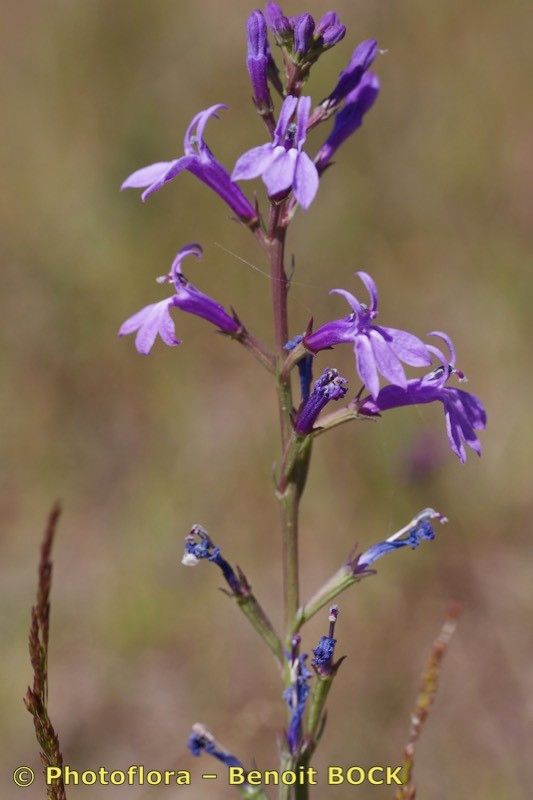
[1,0,532,797]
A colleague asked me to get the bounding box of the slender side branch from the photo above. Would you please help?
[395,602,461,799]
[235,567,285,667]
[24,503,67,800]
[292,563,367,634]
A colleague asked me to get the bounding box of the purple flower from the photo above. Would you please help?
[121,106,258,226]
[294,368,348,434]
[312,605,340,677]
[358,334,487,462]
[317,72,380,171]
[356,508,444,572]
[188,724,243,769]
[264,1,292,40]
[232,95,319,208]
[119,244,239,355]
[246,10,273,113]
[182,524,243,596]
[283,635,311,755]
[304,272,432,399]
[314,12,346,47]
[326,39,378,108]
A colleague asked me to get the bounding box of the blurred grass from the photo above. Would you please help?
[1,0,532,797]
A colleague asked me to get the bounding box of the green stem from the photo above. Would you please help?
[236,592,284,667]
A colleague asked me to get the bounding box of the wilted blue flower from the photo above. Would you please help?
[358,334,487,462]
[232,95,319,209]
[285,334,314,401]
[246,10,273,113]
[294,368,348,434]
[283,635,312,754]
[188,724,244,769]
[357,514,439,572]
[312,605,339,677]
[182,525,242,596]
[121,105,258,226]
[119,244,239,355]
[317,72,380,171]
[304,272,432,399]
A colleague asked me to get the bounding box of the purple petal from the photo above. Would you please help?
[445,408,466,463]
[263,149,297,196]
[274,95,298,145]
[369,330,407,387]
[121,162,173,190]
[356,271,378,313]
[184,104,227,154]
[232,143,278,181]
[428,331,457,367]
[170,243,203,280]
[379,327,432,367]
[330,288,363,316]
[119,300,179,355]
[141,156,194,201]
[355,334,379,397]
[293,152,319,209]
[296,96,311,150]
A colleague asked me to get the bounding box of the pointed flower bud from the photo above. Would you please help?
[326,39,378,109]
[188,724,244,769]
[182,525,243,596]
[315,12,346,47]
[293,13,315,57]
[317,73,380,171]
[294,368,348,434]
[264,1,292,40]
[246,10,273,113]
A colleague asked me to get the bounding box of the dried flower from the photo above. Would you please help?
[188,723,244,769]
[356,508,446,572]
[294,368,348,434]
[312,605,340,677]
[283,635,312,754]
[305,272,432,398]
[182,525,242,596]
